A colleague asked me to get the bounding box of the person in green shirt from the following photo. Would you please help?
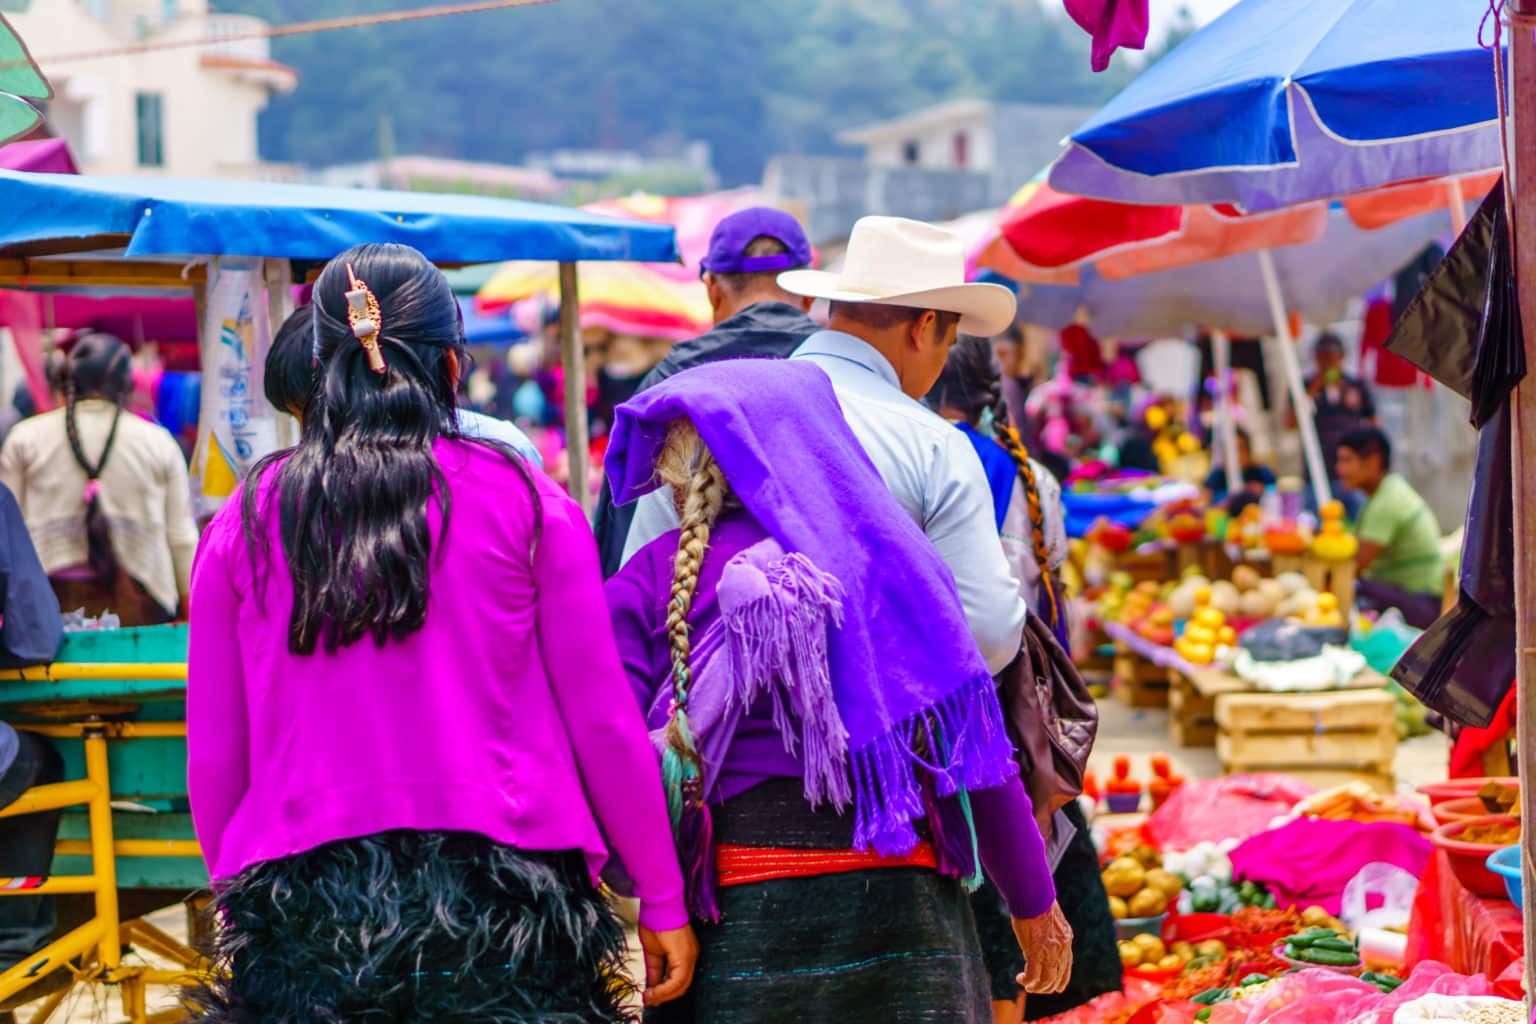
[1335,427,1444,628]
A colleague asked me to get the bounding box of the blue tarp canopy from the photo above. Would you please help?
[0,171,680,265]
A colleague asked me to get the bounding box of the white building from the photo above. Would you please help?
[5,0,299,180]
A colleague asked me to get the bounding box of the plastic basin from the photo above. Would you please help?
[1432,796,1497,827]
[1162,913,1232,947]
[1486,845,1523,910]
[1417,778,1516,807]
[1430,815,1520,898]
[1115,913,1168,943]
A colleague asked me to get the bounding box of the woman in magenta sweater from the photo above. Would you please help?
[186,243,694,1022]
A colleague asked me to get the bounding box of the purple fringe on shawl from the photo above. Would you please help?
[720,545,850,811]
[717,540,1015,863]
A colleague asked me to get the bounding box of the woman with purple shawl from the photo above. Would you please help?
[605,359,1071,1024]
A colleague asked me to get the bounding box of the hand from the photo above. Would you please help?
[1307,374,1326,398]
[639,923,698,1006]
[1012,902,1073,995]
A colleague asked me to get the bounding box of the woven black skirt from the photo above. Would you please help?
[185,830,632,1024]
[647,780,991,1024]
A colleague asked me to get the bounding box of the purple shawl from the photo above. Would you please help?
[606,359,1017,856]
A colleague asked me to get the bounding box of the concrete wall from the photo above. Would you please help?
[10,1,291,179]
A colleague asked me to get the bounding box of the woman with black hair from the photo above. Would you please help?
[186,243,695,1022]
[0,332,197,625]
[926,336,1120,1024]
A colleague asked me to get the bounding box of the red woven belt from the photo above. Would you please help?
[715,841,939,888]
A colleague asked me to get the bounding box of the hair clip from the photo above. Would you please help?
[344,264,387,375]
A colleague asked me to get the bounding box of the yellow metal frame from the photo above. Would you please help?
[0,718,207,1023]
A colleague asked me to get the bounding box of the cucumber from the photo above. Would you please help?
[1295,947,1361,966]
[1239,974,1269,987]
[1191,989,1228,1005]
[1286,929,1335,948]
[1310,937,1358,954]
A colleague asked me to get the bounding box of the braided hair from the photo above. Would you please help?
[654,419,730,821]
[59,333,133,584]
[927,335,1063,633]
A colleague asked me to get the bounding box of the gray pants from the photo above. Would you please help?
[0,728,62,969]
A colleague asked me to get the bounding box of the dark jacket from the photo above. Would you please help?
[593,301,818,577]
[0,482,61,669]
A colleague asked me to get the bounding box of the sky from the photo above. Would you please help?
[1148,0,1242,46]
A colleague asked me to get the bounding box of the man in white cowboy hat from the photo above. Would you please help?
[777,215,1026,673]
[620,215,1027,673]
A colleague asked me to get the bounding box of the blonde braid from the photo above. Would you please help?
[664,452,727,753]
[653,420,730,830]
[994,417,1062,631]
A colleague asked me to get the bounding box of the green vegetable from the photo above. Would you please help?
[1239,974,1269,987]
[1260,891,1277,910]
[1293,947,1361,966]
[1310,937,1358,954]
[1191,989,1228,1005]
[1286,929,1339,948]
[1360,972,1403,993]
[1196,1011,1212,1023]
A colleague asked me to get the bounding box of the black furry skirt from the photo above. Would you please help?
[185,831,633,1024]
[646,780,991,1024]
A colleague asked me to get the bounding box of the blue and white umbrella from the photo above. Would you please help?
[1049,0,1501,212]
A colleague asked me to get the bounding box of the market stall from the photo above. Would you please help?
[0,169,679,1022]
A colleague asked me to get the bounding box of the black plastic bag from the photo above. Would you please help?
[1390,400,1516,727]
[1385,179,1525,427]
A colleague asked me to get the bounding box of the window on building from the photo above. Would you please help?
[953,131,969,169]
[163,0,178,21]
[136,93,165,168]
[901,140,920,165]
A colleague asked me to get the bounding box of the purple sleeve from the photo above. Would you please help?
[604,547,668,717]
[535,492,688,932]
[971,776,1057,920]
[185,507,250,877]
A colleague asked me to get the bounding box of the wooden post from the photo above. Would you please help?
[557,262,590,513]
[1504,1,1536,1009]
[264,259,298,449]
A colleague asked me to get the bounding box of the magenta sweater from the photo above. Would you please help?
[186,440,688,931]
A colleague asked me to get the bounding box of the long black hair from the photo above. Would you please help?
[242,242,540,655]
[60,332,133,584]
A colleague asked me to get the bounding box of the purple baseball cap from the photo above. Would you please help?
[699,207,813,275]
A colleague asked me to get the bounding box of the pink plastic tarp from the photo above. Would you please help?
[0,138,78,175]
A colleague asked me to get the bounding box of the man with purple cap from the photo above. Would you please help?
[594,207,817,577]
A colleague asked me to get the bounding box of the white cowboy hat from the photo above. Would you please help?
[778,215,1017,337]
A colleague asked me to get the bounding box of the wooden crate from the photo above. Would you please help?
[1113,642,1170,708]
[1116,547,1175,584]
[1303,556,1358,609]
[1168,668,1218,747]
[1075,622,1115,676]
[1216,689,1396,787]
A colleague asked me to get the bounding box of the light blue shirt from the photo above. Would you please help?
[623,329,1026,673]
[457,409,542,467]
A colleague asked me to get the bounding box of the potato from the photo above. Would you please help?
[1119,941,1142,968]
[1129,887,1168,918]
[1231,565,1262,592]
[1257,578,1286,605]
[1158,954,1185,971]
[1109,896,1129,920]
[1171,941,1195,960]
[1132,934,1167,962]
[1103,858,1147,898]
[1301,905,1331,926]
[1275,571,1310,595]
[1144,868,1185,900]
[1239,588,1276,619]
[1209,581,1241,615]
[1195,939,1227,959]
